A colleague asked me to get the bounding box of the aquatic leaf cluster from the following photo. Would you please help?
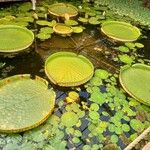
[78,6,106,25]
[0,3,34,27]
[114,42,144,53]
[0,115,66,150]
[84,68,150,147]
[0,1,150,150]
[83,0,150,26]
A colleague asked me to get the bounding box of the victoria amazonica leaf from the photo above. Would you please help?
[48,3,78,18]
[101,21,141,42]
[45,52,94,86]
[119,64,150,106]
[0,25,34,53]
[0,74,55,133]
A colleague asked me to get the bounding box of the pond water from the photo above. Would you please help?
[0,1,150,150]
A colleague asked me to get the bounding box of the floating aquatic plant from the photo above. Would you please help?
[119,64,150,106]
[45,52,94,86]
[0,74,55,133]
[66,91,79,103]
[37,27,54,40]
[115,46,130,53]
[118,54,133,64]
[111,135,119,143]
[48,3,78,20]
[72,26,84,33]
[88,17,100,25]
[101,21,141,42]
[78,17,88,23]
[64,19,78,26]
[36,20,56,27]
[130,119,144,132]
[94,69,109,79]
[0,25,34,53]
[53,23,73,36]
[61,112,79,127]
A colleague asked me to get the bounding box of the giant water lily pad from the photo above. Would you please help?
[119,64,150,106]
[45,52,94,86]
[0,74,55,133]
[101,21,141,42]
[53,23,73,35]
[0,25,34,53]
[48,3,78,19]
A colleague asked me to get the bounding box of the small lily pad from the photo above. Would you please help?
[72,26,83,33]
[89,111,99,120]
[89,17,100,25]
[117,46,129,52]
[130,119,144,132]
[95,69,109,79]
[37,33,51,40]
[65,20,78,26]
[118,54,133,64]
[53,23,73,35]
[78,17,88,23]
[111,135,119,143]
[36,20,56,27]
[61,112,79,127]
[135,42,144,48]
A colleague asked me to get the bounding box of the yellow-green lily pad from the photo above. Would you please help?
[45,52,94,86]
[48,3,78,19]
[101,21,141,42]
[53,23,73,35]
[119,64,150,106]
[0,74,55,133]
[0,25,34,53]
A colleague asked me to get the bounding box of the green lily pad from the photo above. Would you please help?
[135,42,144,48]
[125,42,135,49]
[130,119,144,132]
[36,20,56,27]
[0,25,34,53]
[111,135,119,143]
[117,46,129,52]
[78,17,88,23]
[119,64,150,106]
[40,27,54,34]
[72,26,83,33]
[53,23,73,35]
[48,3,78,19]
[0,74,55,133]
[101,21,141,42]
[37,33,51,40]
[45,52,94,86]
[89,111,99,120]
[89,17,100,25]
[61,112,79,127]
[65,19,78,26]
[118,54,133,64]
[95,69,109,79]
[122,124,130,132]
